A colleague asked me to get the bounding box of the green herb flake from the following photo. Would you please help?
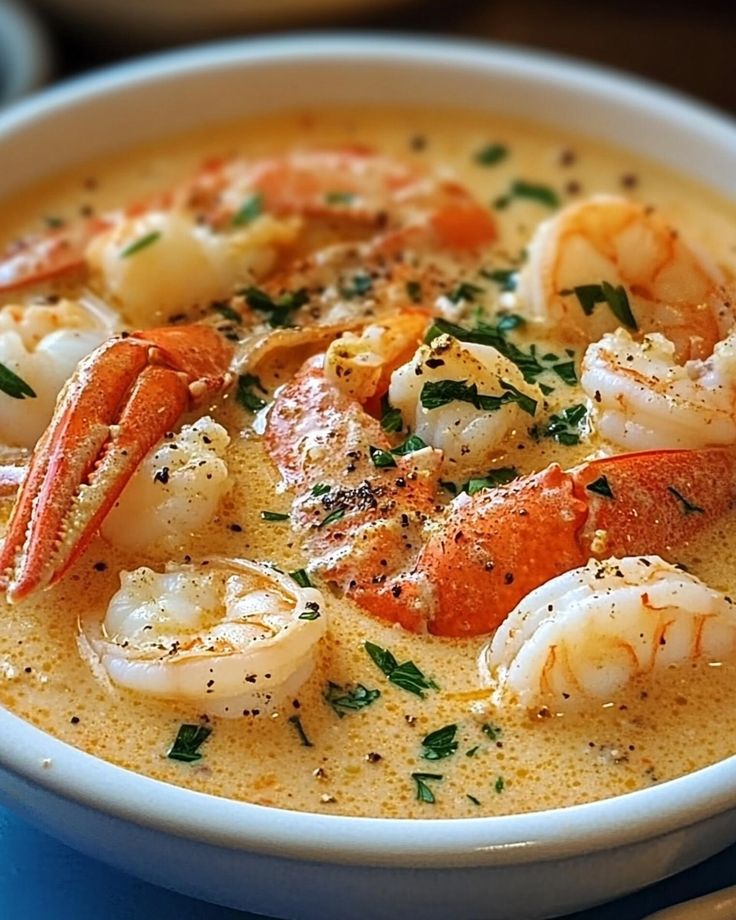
[167,723,212,763]
[44,215,65,229]
[325,190,356,205]
[482,723,502,741]
[552,360,578,386]
[260,510,289,522]
[298,602,321,621]
[495,776,505,793]
[380,405,404,434]
[369,445,398,469]
[466,794,481,806]
[667,486,705,515]
[474,143,509,167]
[466,746,480,757]
[244,285,309,327]
[288,715,313,747]
[406,280,423,304]
[480,268,518,292]
[236,373,267,412]
[565,282,638,330]
[120,230,161,258]
[533,403,588,446]
[289,569,313,588]
[586,476,614,499]
[463,466,518,495]
[311,483,331,497]
[391,434,428,457]
[511,179,560,208]
[232,192,263,226]
[412,772,443,804]
[213,302,242,324]
[0,362,36,400]
[364,641,438,698]
[340,273,373,299]
[319,507,346,529]
[421,724,459,760]
[325,681,381,717]
[420,378,537,417]
[448,281,485,304]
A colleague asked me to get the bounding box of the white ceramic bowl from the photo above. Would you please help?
[1,35,736,920]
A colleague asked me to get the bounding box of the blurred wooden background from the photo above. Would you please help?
[46,0,736,115]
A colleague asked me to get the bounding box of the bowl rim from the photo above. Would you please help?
[2,32,736,870]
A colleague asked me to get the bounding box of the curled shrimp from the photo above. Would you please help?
[581,328,736,451]
[80,558,326,718]
[100,416,230,552]
[517,195,734,361]
[0,298,115,448]
[482,556,736,712]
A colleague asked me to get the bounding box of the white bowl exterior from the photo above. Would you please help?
[1,36,736,919]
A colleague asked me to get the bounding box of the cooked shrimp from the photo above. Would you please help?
[79,558,326,718]
[582,328,736,451]
[0,149,496,313]
[388,332,540,479]
[266,348,736,636]
[100,417,230,551]
[483,556,736,712]
[0,299,115,448]
[517,195,734,361]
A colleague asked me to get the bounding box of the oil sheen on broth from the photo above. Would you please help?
[1,107,736,819]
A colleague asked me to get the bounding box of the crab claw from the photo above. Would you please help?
[0,324,233,602]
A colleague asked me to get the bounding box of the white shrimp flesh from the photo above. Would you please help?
[80,558,326,717]
[482,555,736,712]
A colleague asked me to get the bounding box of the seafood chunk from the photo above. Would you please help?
[389,333,540,479]
[582,328,736,451]
[0,300,113,448]
[100,417,230,551]
[81,558,326,717]
[483,556,736,711]
[517,195,733,360]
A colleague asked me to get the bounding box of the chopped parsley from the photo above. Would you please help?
[466,746,480,757]
[563,282,638,330]
[311,483,331,498]
[480,267,518,292]
[244,285,309,327]
[324,190,356,205]
[391,434,428,456]
[288,715,313,747]
[289,569,313,588]
[412,772,443,803]
[482,723,502,741]
[319,507,346,529]
[236,373,267,412]
[369,446,397,469]
[463,466,519,495]
[420,378,537,417]
[532,403,588,446]
[213,302,242,324]
[467,794,481,806]
[0,362,36,400]
[474,143,509,167]
[260,510,289,522]
[587,476,614,499]
[364,641,439,698]
[495,776,505,793]
[667,486,704,515]
[324,681,381,717]
[167,723,212,763]
[340,273,373,299]
[232,192,263,226]
[448,281,484,304]
[298,602,321,621]
[406,280,423,304]
[421,724,459,760]
[494,179,560,210]
[120,230,161,258]
[380,404,404,434]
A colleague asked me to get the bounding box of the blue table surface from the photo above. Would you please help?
[2,805,736,919]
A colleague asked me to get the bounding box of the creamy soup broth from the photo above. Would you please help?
[1,107,736,818]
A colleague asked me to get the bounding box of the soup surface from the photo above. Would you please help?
[1,107,736,818]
